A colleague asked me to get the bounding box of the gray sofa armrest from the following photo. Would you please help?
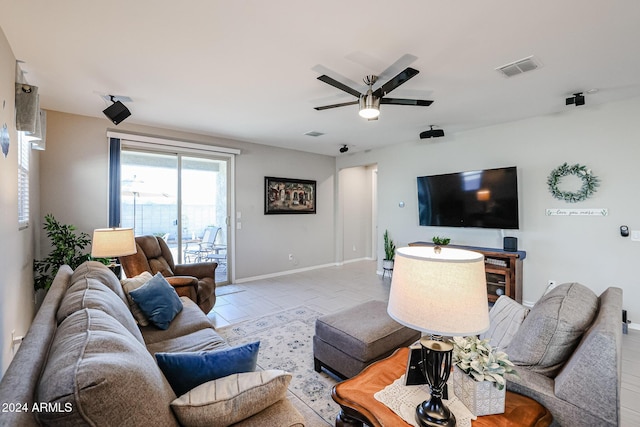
[0,265,74,427]
[554,287,622,426]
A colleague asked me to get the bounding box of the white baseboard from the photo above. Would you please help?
[341,257,374,265]
[233,262,338,284]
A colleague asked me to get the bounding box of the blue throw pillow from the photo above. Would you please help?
[156,341,260,397]
[128,272,183,330]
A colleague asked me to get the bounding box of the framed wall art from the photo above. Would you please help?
[265,176,316,214]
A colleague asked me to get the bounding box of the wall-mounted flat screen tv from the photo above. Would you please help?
[417,166,519,229]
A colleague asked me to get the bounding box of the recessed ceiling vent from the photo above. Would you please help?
[304,131,324,137]
[496,56,541,78]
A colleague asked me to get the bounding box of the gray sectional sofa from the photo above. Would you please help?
[483,283,623,427]
[0,261,305,426]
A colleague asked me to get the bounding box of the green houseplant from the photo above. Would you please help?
[383,230,396,261]
[451,335,518,416]
[431,236,451,246]
[34,214,93,291]
[382,230,396,274]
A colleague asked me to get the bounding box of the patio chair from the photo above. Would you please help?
[184,226,222,262]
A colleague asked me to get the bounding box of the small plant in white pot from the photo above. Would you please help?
[382,230,396,271]
[451,336,518,416]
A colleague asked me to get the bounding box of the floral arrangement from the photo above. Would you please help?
[451,336,517,390]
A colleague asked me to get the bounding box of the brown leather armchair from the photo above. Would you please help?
[119,235,217,314]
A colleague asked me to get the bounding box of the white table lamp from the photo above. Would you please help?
[387,246,490,427]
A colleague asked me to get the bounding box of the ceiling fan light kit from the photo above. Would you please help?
[315,56,432,119]
[358,93,380,119]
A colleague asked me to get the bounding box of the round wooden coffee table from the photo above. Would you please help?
[332,347,552,427]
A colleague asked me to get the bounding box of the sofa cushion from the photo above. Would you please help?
[36,308,178,426]
[507,282,598,377]
[129,272,183,330]
[57,278,144,344]
[156,341,260,397]
[140,297,213,344]
[171,370,291,427]
[480,295,529,351]
[71,261,128,305]
[121,271,154,326]
[146,327,230,355]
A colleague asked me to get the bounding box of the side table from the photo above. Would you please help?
[332,347,552,427]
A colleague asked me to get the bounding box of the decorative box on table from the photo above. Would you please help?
[451,365,505,416]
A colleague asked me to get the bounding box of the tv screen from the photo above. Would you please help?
[417,166,519,229]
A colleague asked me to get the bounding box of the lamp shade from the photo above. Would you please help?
[91,228,137,258]
[387,246,490,336]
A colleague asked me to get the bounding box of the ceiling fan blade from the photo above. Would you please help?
[380,98,433,106]
[374,67,420,97]
[314,100,359,111]
[317,75,363,98]
[372,54,418,90]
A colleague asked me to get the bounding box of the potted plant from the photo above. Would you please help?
[451,335,518,416]
[382,230,396,272]
[34,214,93,291]
[431,236,450,254]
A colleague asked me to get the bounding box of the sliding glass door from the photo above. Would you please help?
[120,149,229,284]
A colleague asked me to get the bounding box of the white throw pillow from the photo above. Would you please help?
[480,295,529,351]
[171,370,291,427]
[120,271,154,326]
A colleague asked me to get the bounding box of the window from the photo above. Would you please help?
[18,132,30,228]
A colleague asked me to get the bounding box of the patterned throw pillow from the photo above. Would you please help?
[120,271,154,326]
[479,295,530,351]
[170,370,291,426]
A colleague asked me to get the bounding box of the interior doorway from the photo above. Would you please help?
[338,164,377,263]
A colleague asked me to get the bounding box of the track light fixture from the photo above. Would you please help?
[565,92,585,107]
[103,95,131,125]
[339,144,349,153]
[420,125,445,139]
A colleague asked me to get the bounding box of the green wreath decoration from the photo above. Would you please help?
[547,163,599,203]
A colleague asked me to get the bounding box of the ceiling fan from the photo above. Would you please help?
[314,56,433,120]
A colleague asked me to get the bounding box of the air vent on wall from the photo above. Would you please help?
[496,56,541,78]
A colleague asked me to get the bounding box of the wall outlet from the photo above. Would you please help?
[288,253,294,261]
[352,245,357,252]
[548,280,557,290]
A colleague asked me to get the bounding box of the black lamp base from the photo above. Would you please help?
[416,399,456,427]
[416,338,456,427]
[107,263,122,278]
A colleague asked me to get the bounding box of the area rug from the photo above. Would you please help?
[217,306,340,424]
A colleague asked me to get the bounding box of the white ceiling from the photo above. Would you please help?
[2,1,640,156]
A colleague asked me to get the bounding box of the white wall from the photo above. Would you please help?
[337,96,640,324]
[41,111,336,281]
[0,28,38,377]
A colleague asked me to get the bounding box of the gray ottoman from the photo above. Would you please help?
[313,300,420,379]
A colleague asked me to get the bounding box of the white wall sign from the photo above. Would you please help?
[545,208,608,216]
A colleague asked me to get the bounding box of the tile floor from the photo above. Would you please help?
[208,260,640,426]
